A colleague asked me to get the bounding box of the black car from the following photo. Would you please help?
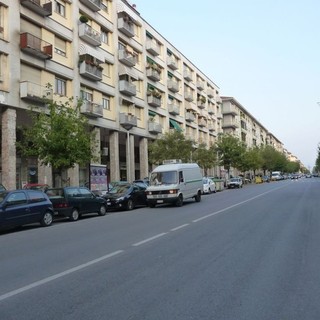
[46,186,107,221]
[0,189,54,229]
[104,183,147,210]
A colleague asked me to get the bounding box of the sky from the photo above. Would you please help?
[133,0,320,170]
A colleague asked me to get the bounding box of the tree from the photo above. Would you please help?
[260,145,287,175]
[192,143,217,176]
[214,133,246,176]
[148,130,194,165]
[238,146,263,177]
[17,97,97,186]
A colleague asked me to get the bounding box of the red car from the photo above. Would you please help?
[23,183,49,191]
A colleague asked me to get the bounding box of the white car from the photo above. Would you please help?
[202,178,216,194]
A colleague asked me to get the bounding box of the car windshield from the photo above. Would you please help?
[108,184,131,195]
[0,191,8,203]
[230,178,239,182]
[150,171,178,186]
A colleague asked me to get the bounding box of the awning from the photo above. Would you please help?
[79,43,105,63]
[169,119,182,132]
[148,110,157,117]
[119,64,140,81]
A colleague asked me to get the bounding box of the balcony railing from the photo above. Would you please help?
[118,17,135,38]
[196,80,204,91]
[198,118,207,127]
[183,70,193,82]
[197,100,206,109]
[148,122,162,134]
[168,79,179,93]
[79,61,103,81]
[20,0,52,16]
[79,24,101,47]
[184,91,194,102]
[119,80,136,96]
[80,101,103,118]
[20,33,53,59]
[168,103,180,115]
[185,112,195,122]
[222,119,239,128]
[146,40,160,56]
[79,0,101,11]
[146,68,161,82]
[119,113,137,128]
[118,49,136,67]
[207,89,215,98]
[167,56,178,70]
[147,95,161,107]
[208,106,214,114]
[20,81,53,102]
[222,104,238,115]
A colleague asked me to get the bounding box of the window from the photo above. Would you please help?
[102,96,110,110]
[55,0,66,17]
[29,191,46,203]
[80,89,93,101]
[101,29,109,45]
[55,78,66,96]
[7,192,28,206]
[55,37,67,57]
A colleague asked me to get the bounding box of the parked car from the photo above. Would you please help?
[262,175,270,183]
[227,177,243,189]
[104,183,147,211]
[23,183,49,191]
[0,189,54,229]
[45,186,107,221]
[202,177,216,194]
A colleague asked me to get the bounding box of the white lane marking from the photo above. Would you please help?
[170,224,189,231]
[193,185,288,223]
[132,233,167,246]
[0,250,124,302]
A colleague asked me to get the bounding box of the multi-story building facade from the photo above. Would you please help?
[0,0,223,189]
[221,96,284,152]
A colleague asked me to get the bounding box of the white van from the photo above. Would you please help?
[146,160,203,207]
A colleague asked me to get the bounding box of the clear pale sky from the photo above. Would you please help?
[133,0,320,170]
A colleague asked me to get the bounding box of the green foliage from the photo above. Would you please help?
[214,134,246,172]
[238,146,263,173]
[260,145,287,173]
[17,97,97,175]
[192,144,217,176]
[148,130,194,165]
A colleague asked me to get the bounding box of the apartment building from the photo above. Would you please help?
[0,0,223,189]
[221,96,284,151]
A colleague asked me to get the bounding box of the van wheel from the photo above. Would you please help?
[69,208,79,221]
[195,191,201,202]
[176,195,183,207]
[40,211,53,227]
[98,205,107,216]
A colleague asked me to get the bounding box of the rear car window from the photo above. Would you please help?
[28,190,47,203]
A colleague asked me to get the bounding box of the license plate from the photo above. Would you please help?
[157,200,164,203]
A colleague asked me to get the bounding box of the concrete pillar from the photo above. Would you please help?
[91,126,101,164]
[109,131,120,182]
[139,137,149,179]
[38,163,52,186]
[128,133,135,182]
[2,108,16,190]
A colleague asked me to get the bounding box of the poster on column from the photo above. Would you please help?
[89,164,108,192]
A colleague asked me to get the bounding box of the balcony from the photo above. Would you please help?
[196,80,204,91]
[20,81,53,102]
[168,79,179,93]
[183,70,193,82]
[20,33,52,60]
[198,118,207,127]
[167,56,178,70]
[119,80,136,96]
[119,113,137,128]
[147,95,161,108]
[197,100,206,109]
[208,123,215,131]
[185,102,197,113]
[184,91,193,102]
[185,112,195,122]
[146,40,160,56]
[20,0,52,16]
[146,67,161,82]
[80,101,103,118]
[217,112,223,119]
[222,104,238,115]
[79,61,103,81]
[168,102,180,115]
[79,0,101,12]
[222,119,239,129]
[208,105,214,114]
[148,122,162,134]
[118,17,135,38]
[118,49,136,67]
[207,89,215,98]
[79,24,101,47]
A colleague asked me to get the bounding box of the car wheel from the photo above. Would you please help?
[176,195,183,207]
[40,211,53,227]
[98,204,107,216]
[69,208,79,221]
[126,199,134,210]
[195,191,201,202]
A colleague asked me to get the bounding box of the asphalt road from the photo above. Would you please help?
[1,178,320,320]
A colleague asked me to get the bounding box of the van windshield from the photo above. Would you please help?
[150,171,178,186]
